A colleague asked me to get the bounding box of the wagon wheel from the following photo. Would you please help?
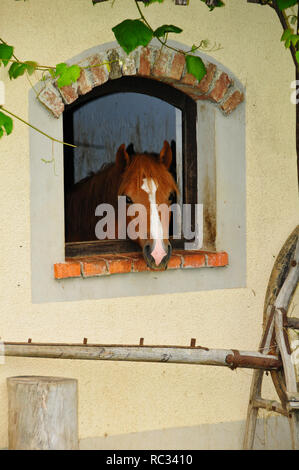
[265,226,298,403]
[244,225,299,449]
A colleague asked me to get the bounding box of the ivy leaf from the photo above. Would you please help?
[144,0,165,6]
[290,15,298,25]
[281,28,293,48]
[0,111,13,137]
[24,61,38,75]
[112,19,153,55]
[54,63,81,88]
[8,61,38,79]
[185,55,207,82]
[8,62,27,79]
[290,34,299,47]
[277,0,298,10]
[153,24,183,38]
[0,44,14,67]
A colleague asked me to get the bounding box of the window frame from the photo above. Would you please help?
[63,76,198,258]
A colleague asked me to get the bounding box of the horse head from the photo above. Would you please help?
[117,141,178,270]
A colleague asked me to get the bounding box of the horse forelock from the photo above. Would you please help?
[118,153,178,196]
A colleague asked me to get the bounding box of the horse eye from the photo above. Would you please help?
[168,192,176,203]
[125,195,133,204]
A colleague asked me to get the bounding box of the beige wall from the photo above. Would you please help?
[0,0,298,449]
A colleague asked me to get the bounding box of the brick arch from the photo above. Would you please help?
[38,44,244,118]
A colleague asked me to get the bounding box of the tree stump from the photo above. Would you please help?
[7,376,78,450]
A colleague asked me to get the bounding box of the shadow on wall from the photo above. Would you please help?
[79,416,292,450]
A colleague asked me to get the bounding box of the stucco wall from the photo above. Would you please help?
[0,0,298,449]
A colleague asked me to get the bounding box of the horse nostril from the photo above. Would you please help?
[143,242,151,256]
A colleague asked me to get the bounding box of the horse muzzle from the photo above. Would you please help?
[143,240,172,270]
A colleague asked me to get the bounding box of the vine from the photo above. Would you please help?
[0,0,298,147]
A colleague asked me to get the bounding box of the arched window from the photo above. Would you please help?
[29,43,245,302]
[63,76,198,257]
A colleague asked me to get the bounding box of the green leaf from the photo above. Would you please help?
[281,28,293,48]
[54,63,81,88]
[112,19,153,55]
[24,61,38,75]
[290,34,299,47]
[185,55,207,82]
[8,60,38,79]
[49,68,56,78]
[0,44,14,67]
[144,0,164,5]
[8,62,27,79]
[153,24,183,38]
[290,15,298,25]
[296,51,299,64]
[277,0,298,10]
[0,111,13,137]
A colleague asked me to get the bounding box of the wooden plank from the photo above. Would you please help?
[65,237,185,257]
[252,398,289,417]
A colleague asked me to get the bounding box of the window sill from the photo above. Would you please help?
[54,250,229,280]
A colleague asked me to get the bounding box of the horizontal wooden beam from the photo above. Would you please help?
[3,342,282,370]
[252,398,290,417]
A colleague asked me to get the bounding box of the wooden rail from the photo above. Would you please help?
[3,342,282,370]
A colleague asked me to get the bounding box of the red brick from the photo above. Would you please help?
[38,82,64,118]
[167,254,182,269]
[86,54,109,86]
[132,256,150,272]
[59,83,78,104]
[221,90,244,114]
[197,63,216,93]
[82,259,107,277]
[54,262,81,279]
[55,250,228,279]
[105,257,132,274]
[169,53,185,81]
[206,251,228,267]
[181,73,197,86]
[152,50,172,78]
[77,68,93,95]
[182,253,205,268]
[171,82,202,97]
[209,72,232,102]
[138,47,152,76]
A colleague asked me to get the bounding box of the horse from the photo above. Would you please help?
[65,141,178,269]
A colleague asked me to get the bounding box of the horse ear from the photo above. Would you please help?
[116,144,130,171]
[159,140,172,169]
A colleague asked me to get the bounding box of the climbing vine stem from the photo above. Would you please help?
[0,107,77,148]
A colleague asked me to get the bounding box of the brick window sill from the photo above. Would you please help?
[54,250,229,280]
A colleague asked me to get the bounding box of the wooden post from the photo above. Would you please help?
[7,376,78,450]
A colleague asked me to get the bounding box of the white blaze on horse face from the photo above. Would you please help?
[141,178,167,266]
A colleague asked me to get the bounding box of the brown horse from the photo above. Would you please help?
[66,141,178,269]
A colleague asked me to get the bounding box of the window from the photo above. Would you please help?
[63,76,199,258]
[29,43,245,302]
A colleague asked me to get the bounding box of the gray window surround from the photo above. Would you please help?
[29,41,246,303]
